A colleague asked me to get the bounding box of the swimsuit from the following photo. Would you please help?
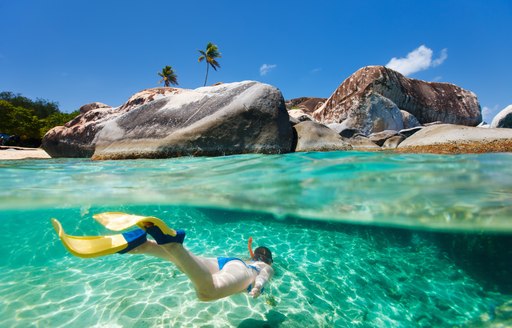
[217,257,264,293]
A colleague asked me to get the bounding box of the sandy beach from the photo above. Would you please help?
[0,146,51,160]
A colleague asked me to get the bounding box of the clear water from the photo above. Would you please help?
[1,151,511,327]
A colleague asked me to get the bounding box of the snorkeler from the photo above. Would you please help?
[51,212,274,301]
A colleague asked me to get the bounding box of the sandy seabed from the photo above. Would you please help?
[0,147,51,160]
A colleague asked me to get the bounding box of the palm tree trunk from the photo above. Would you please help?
[204,63,209,86]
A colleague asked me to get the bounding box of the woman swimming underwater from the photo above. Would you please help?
[52,212,274,301]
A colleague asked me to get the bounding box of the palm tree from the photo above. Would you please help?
[158,65,178,87]
[198,42,221,86]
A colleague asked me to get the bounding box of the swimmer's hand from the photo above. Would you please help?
[249,286,262,298]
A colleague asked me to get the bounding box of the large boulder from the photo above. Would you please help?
[397,124,512,153]
[293,121,352,152]
[334,92,404,135]
[43,81,293,159]
[491,105,512,128]
[42,88,179,158]
[313,66,482,133]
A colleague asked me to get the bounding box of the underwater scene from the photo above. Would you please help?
[1,151,511,327]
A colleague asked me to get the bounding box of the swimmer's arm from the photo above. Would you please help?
[249,266,274,298]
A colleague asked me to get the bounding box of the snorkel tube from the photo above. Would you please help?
[248,236,255,259]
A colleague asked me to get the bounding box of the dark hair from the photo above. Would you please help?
[253,246,273,264]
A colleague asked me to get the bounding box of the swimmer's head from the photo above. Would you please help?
[253,246,273,265]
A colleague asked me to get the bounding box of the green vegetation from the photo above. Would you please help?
[158,65,179,87]
[0,92,78,147]
[198,42,221,86]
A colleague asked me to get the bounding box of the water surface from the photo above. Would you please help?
[1,151,511,327]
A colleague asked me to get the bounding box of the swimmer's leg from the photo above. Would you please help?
[159,244,257,301]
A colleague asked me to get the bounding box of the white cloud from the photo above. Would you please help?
[432,48,448,67]
[259,64,277,76]
[386,45,448,76]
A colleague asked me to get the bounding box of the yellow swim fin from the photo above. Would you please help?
[51,218,147,258]
[93,212,177,237]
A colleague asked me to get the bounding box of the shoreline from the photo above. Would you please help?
[0,146,51,160]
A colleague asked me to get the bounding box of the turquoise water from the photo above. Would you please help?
[1,151,511,327]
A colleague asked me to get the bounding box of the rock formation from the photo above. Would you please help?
[42,81,293,159]
[397,124,512,153]
[42,88,179,158]
[286,97,326,113]
[491,105,512,128]
[313,66,481,134]
[293,121,352,152]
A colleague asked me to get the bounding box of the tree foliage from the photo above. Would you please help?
[0,92,78,147]
[198,42,221,86]
[158,66,178,87]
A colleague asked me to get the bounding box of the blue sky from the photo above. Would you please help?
[1,1,510,122]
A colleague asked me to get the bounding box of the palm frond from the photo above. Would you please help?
[158,65,178,86]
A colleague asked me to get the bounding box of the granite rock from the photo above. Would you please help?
[397,124,512,153]
[43,82,293,159]
[369,130,401,146]
[491,105,512,128]
[313,66,482,132]
[293,121,352,152]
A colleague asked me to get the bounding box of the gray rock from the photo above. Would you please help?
[399,126,424,138]
[397,124,512,153]
[293,121,352,152]
[335,92,404,135]
[289,116,300,126]
[340,128,363,138]
[491,105,512,128]
[369,130,400,146]
[400,110,421,129]
[43,88,180,158]
[288,109,313,122]
[43,81,293,159]
[382,135,406,149]
[314,66,481,129]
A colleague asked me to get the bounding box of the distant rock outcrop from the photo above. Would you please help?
[79,102,111,114]
[491,105,512,128]
[313,66,481,135]
[42,82,293,159]
[286,97,326,113]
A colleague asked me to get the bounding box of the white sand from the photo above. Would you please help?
[0,147,51,160]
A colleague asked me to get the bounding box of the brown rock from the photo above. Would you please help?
[313,66,481,129]
[286,97,326,114]
[78,102,111,114]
